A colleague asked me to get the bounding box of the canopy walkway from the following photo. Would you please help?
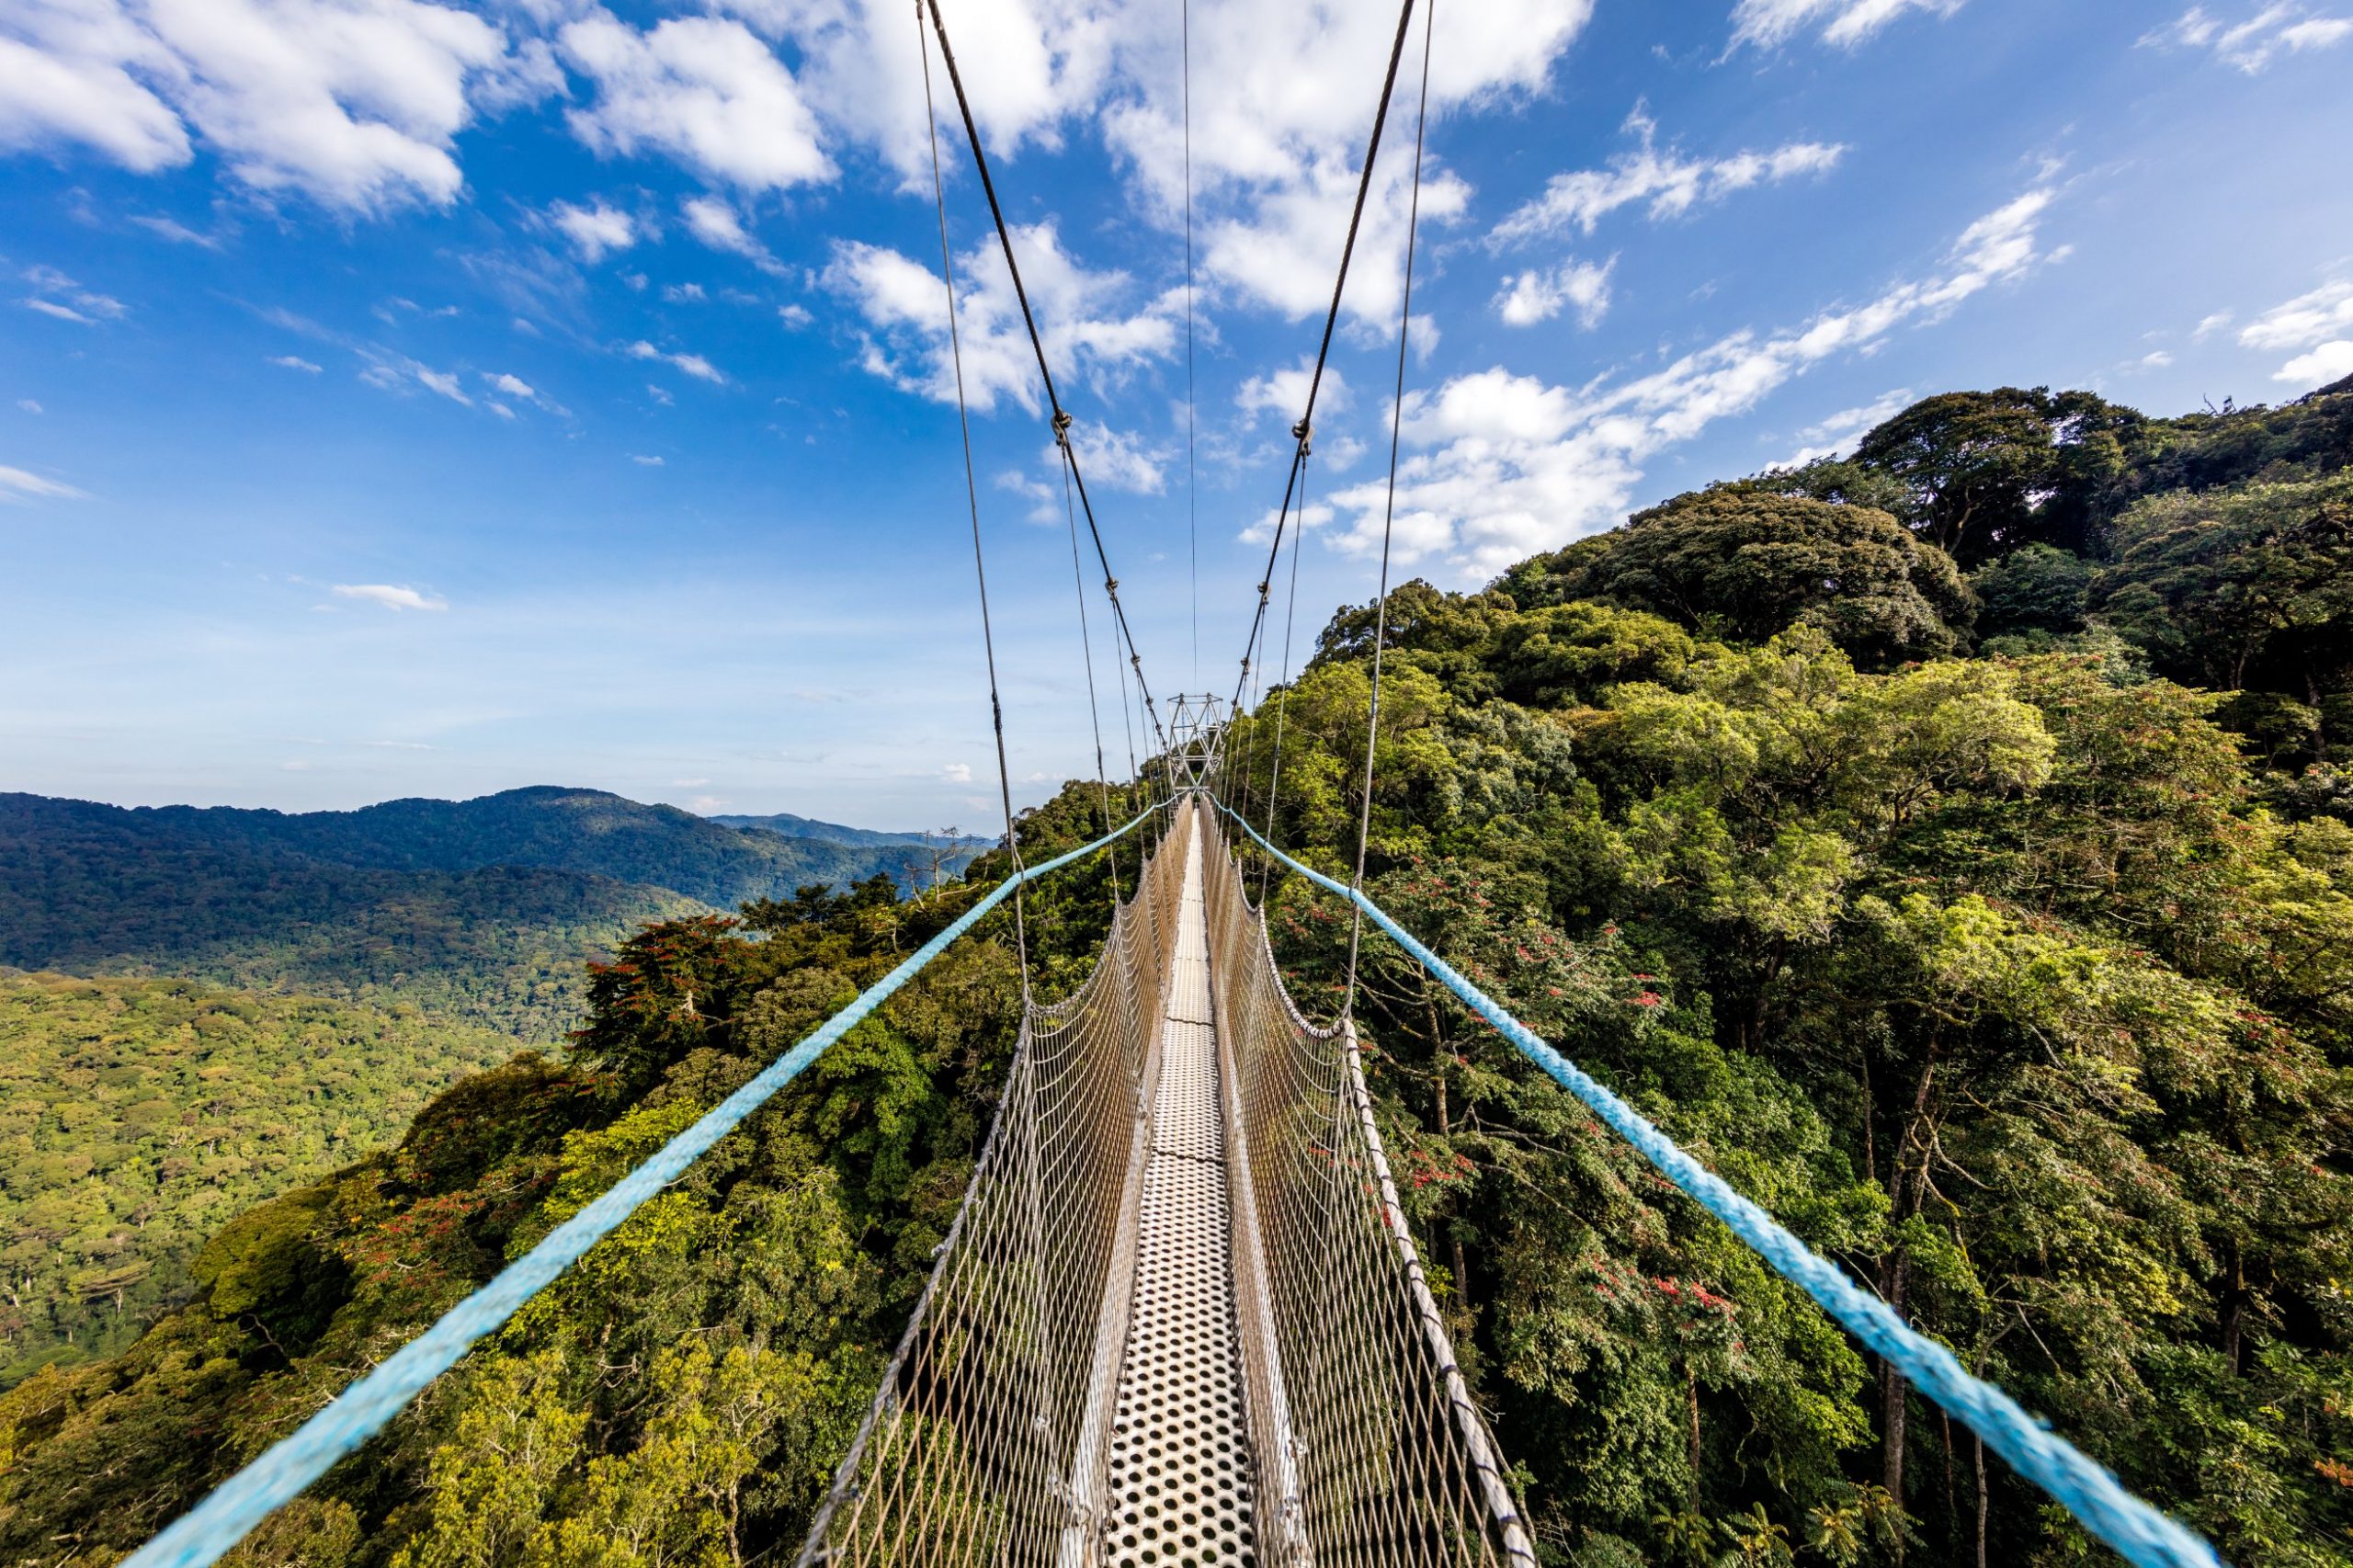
[801,800,1528,1567]
[111,0,2233,1563]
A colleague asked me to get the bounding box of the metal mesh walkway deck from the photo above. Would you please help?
[1102,812,1257,1565]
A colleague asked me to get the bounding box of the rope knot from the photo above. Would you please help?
[1051,409,1073,447]
[1291,416,1312,456]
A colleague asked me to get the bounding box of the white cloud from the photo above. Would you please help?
[1322,187,2060,579]
[664,282,706,302]
[2141,5,2353,71]
[2238,278,2353,350]
[1,0,558,213]
[2138,349,2175,369]
[129,213,220,246]
[22,265,126,323]
[549,199,638,262]
[333,582,447,610]
[2275,340,2353,386]
[1729,0,1966,51]
[1494,257,1615,328]
[268,353,324,371]
[1236,360,1346,422]
[1778,386,1913,465]
[560,13,830,192]
[17,400,42,414]
[777,301,813,328]
[632,452,664,464]
[1058,424,1165,494]
[2194,310,2234,338]
[0,462,85,501]
[1494,106,1844,242]
[490,371,533,398]
[627,338,725,382]
[413,366,470,404]
[679,193,783,274]
[940,762,973,784]
[824,223,1175,412]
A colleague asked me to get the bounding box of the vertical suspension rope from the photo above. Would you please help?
[919,0,1030,994]
[1223,0,1419,730]
[1343,0,1434,1018]
[1256,445,1308,909]
[1182,0,1199,688]
[1061,440,1121,904]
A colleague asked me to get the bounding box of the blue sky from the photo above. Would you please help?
[5,0,2351,830]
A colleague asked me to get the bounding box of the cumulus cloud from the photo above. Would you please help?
[1058,423,1166,494]
[2238,277,2353,350]
[1321,187,2061,579]
[2276,341,2353,386]
[679,194,781,273]
[560,13,830,191]
[2141,5,2353,71]
[1493,106,1843,243]
[333,582,447,610]
[1,0,561,213]
[0,463,85,501]
[940,762,972,784]
[824,222,1175,413]
[1494,257,1614,328]
[1236,360,1347,423]
[1729,0,1967,51]
[549,199,638,262]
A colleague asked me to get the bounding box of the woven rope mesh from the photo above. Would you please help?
[798,813,1186,1568]
[800,799,1531,1567]
[1199,809,1535,1568]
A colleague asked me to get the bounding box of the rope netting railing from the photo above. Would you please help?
[1200,805,1537,1568]
[797,805,1190,1565]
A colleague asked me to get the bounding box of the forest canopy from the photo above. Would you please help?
[0,377,2347,1568]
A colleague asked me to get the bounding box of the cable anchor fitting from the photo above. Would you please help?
[1291,416,1313,456]
[1051,409,1073,448]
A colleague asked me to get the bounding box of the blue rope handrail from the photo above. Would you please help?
[1210,795,2224,1568]
[122,800,1172,1568]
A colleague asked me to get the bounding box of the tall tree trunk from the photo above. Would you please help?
[1974,1433,1989,1568]
[1687,1363,1702,1510]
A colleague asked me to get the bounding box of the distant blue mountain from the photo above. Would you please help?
[711,812,992,851]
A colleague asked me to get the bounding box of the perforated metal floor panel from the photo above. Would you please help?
[1102,815,1257,1567]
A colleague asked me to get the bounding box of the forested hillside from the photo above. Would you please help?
[0,974,517,1390]
[0,379,2345,1568]
[0,790,956,1041]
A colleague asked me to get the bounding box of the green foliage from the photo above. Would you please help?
[2094,476,2353,751]
[7,380,2353,1568]
[0,972,514,1389]
[1513,488,1974,666]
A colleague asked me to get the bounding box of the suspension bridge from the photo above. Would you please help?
[115,2,2230,1566]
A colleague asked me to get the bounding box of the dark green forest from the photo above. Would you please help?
[0,974,516,1390]
[0,789,970,1041]
[0,379,2347,1567]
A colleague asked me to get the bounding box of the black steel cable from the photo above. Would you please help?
[1344,0,1434,1018]
[1222,0,1419,728]
[920,0,1169,756]
[918,1,1029,993]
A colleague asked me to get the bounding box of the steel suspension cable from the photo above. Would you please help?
[1343,0,1433,1019]
[1256,445,1308,908]
[1183,0,1199,688]
[920,0,1029,994]
[1222,0,1419,729]
[919,0,1169,758]
[1060,443,1120,903]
